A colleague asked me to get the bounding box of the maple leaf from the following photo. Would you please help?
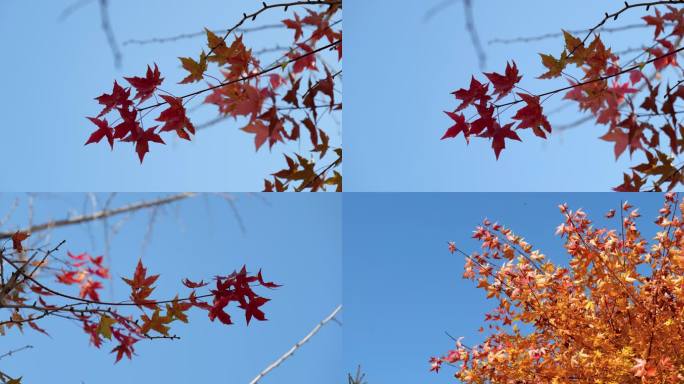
[182,278,208,289]
[283,77,301,107]
[643,8,665,38]
[178,51,207,84]
[631,358,657,378]
[442,111,470,141]
[166,296,192,323]
[111,331,138,363]
[56,270,81,285]
[511,93,552,138]
[291,43,317,73]
[111,107,140,141]
[282,13,304,41]
[483,61,522,100]
[79,279,103,301]
[140,308,171,336]
[208,296,233,325]
[239,296,269,324]
[155,95,195,140]
[242,119,283,151]
[303,68,335,112]
[256,269,281,289]
[489,122,521,159]
[134,127,165,163]
[600,128,628,160]
[85,117,114,149]
[451,76,489,111]
[648,39,679,71]
[95,80,131,117]
[122,259,160,309]
[11,231,29,252]
[125,63,163,103]
[97,315,117,340]
[469,103,496,136]
[538,52,567,79]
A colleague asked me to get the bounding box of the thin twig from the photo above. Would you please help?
[0,345,33,361]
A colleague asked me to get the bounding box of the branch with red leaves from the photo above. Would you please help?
[0,233,278,381]
[85,1,342,192]
[442,1,684,191]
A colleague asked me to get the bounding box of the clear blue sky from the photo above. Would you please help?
[0,1,340,191]
[345,0,658,191]
[343,192,669,383]
[1,193,341,383]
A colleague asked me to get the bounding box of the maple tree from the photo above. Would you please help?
[442,1,684,191]
[85,1,342,192]
[430,193,684,383]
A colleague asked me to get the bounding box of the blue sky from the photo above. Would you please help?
[0,193,341,383]
[345,0,661,191]
[0,1,340,191]
[343,192,669,383]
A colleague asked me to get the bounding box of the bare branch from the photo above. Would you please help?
[58,0,95,21]
[0,193,197,240]
[121,24,285,46]
[98,0,122,68]
[248,304,342,384]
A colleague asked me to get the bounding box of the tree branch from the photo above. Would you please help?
[0,193,197,239]
[248,304,342,384]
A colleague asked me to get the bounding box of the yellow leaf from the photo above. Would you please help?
[97,315,116,340]
[178,51,207,84]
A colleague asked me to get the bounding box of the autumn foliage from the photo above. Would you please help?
[442,2,684,191]
[431,193,684,383]
[0,233,278,373]
[86,1,342,192]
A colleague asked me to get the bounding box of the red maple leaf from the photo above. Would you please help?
[256,270,280,288]
[242,119,283,151]
[239,296,269,324]
[95,81,132,117]
[134,127,165,163]
[291,43,317,73]
[643,8,665,38]
[442,111,470,142]
[489,122,521,159]
[282,13,303,41]
[484,61,522,100]
[122,259,160,308]
[112,107,140,140]
[511,93,552,138]
[182,278,208,288]
[85,117,114,149]
[155,95,195,140]
[56,270,81,285]
[451,77,489,112]
[111,330,139,363]
[125,63,163,103]
[79,279,103,301]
